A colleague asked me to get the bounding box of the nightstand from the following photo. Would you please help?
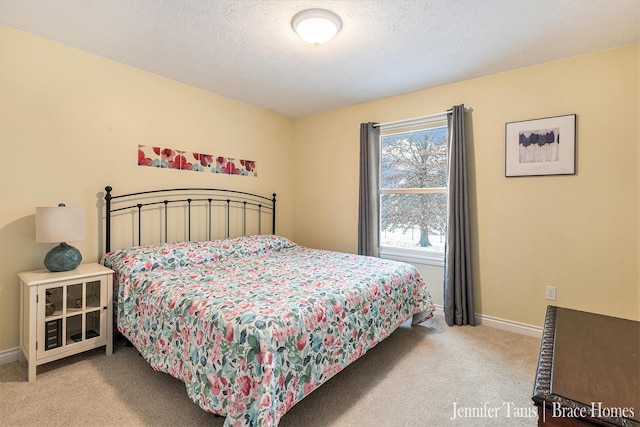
[19,263,114,382]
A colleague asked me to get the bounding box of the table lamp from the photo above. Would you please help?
[36,203,86,272]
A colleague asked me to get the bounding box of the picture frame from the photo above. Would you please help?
[505,114,576,177]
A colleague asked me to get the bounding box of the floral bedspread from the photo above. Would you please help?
[102,235,434,426]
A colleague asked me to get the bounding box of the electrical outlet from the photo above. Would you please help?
[545,286,556,301]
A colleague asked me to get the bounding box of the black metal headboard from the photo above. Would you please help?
[104,186,276,253]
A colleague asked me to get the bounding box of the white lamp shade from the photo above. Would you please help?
[36,206,86,243]
[292,9,342,45]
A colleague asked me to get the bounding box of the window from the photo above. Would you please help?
[379,116,448,266]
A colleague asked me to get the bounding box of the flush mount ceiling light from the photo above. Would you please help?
[291,8,342,45]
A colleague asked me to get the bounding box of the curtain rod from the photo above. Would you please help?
[373,107,468,128]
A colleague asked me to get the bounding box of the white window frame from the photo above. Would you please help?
[378,113,449,267]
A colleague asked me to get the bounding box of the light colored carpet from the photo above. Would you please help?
[0,315,541,426]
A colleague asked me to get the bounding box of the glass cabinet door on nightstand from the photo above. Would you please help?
[36,277,107,359]
[84,280,103,340]
[42,286,63,351]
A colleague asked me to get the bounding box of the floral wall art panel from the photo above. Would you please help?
[138,145,257,177]
[214,157,257,176]
[138,145,161,167]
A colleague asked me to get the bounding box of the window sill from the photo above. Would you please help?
[379,246,444,267]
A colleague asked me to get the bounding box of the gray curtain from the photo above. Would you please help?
[358,122,380,257]
[444,105,475,326]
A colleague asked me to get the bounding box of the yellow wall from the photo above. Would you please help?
[293,44,639,326]
[0,26,294,351]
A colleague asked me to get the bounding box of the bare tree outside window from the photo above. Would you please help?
[380,125,448,253]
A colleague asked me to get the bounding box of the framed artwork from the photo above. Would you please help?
[505,114,576,177]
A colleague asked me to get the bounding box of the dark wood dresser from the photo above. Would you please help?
[532,306,639,426]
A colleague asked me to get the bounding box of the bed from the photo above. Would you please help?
[100,187,434,426]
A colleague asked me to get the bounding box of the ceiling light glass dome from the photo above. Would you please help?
[291,9,342,45]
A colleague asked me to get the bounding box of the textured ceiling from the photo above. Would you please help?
[1,0,638,118]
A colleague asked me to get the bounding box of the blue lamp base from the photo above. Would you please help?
[44,242,82,272]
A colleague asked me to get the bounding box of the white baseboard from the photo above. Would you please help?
[475,313,542,338]
[432,304,542,338]
[0,347,20,366]
[432,304,444,316]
